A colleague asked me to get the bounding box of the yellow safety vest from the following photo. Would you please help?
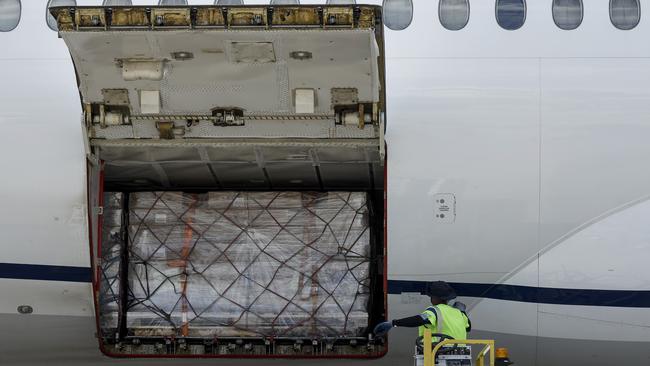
[418,304,469,342]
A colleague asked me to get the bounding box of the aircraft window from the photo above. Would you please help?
[158,0,187,5]
[610,0,640,30]
[271,0,300,4]
[439,0,470,31]
[102,0,133,5]
[496,0,526,30]
[0,0,21,32]
[46,0,75,31]
[215,0,243,4]
[383,0,413,30]
[553,0,583,30]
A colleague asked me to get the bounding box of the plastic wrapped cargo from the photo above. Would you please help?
[120,191,371,339]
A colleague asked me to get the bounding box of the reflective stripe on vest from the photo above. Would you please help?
[429,306,443,334]
[419,304,469,341]
[419,305,443,341]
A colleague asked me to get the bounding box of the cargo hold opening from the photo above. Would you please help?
[90,162,385,357]
[90,141,386,358]
[61,4,387,357]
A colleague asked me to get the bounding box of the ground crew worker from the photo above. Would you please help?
[373,281,470,342]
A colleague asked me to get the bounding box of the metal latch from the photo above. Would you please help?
[156,121,175,139]
[211,107,245,126]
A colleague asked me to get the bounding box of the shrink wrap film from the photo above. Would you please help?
[100,191,372,339]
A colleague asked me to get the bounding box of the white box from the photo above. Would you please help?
[140,90,160,114]
[294,88,315,114]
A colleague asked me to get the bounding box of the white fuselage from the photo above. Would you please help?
[1,0,650,365]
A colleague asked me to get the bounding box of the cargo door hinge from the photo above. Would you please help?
[156,121,176,139]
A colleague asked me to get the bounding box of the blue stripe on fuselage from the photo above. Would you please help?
[0,263,648,308]
[388,280,650,308]
[0,262,92,283]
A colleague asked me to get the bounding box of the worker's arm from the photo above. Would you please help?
[373,313,432,337]
[392,315,428,327]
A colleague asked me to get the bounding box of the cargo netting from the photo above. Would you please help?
[100,191,372,339]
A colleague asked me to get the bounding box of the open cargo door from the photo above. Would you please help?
[52,4,385,358]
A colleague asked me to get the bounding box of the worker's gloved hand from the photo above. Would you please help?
[373,321,393,337]
[452,301,467,312]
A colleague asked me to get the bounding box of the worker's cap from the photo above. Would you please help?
[425,281,457,301]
